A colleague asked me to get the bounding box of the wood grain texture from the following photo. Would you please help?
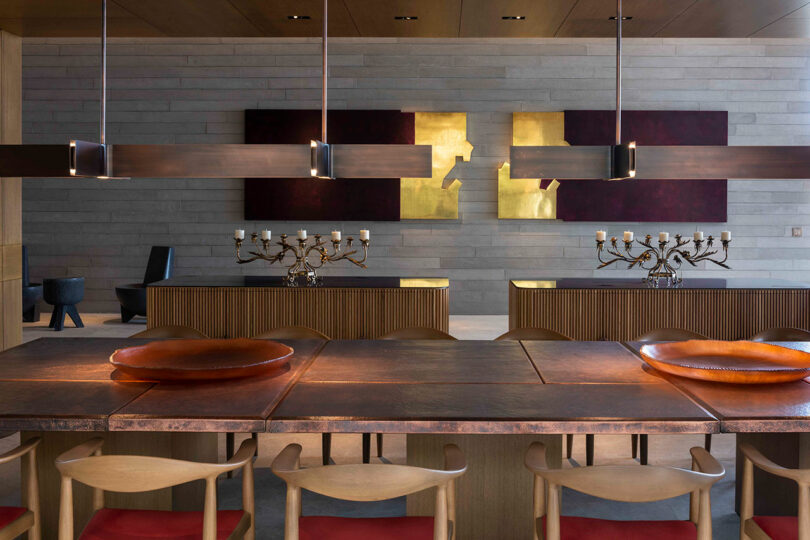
[148,285,449,339]
[522,340,659,383]
[301,340,541,383]
[407,434,561,540]
[509,282,810,341]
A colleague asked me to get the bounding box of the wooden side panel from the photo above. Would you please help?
[148,286,450,339]
[0,31,21,351]
[509,283,810,341]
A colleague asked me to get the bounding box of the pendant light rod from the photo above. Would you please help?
[615,0,621,146]
[100,0,107,144]
[321,0,327,143]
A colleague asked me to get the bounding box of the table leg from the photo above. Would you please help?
[735,433,810,516]
[406,434,561,540]
[22,431,217,540]
[585,434,594,466]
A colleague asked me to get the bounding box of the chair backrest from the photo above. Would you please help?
[272,444,466,540]
[0,437,40,540]
[142,246,174,285]
[22,245,30,287]
[635,328,708,342]
[129,325,208,339]
[56,438,255,540]
[379,327,456,340]
[750,327,810,342]
[495,327,572,341]
[253,326,330,340]
[525,442,724,540]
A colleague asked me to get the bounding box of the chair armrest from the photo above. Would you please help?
[0,437,41,465]
[524,442,549,473]
[443,444,466,474]
[217,439,258,475]
[740,443,810,484]
[690,447,725,478]
[55,437,104,465]
[271,444,302,474]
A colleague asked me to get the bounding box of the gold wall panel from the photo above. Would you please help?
[401,112,473,220]
[498,112,567,220]
[508,282,810,341]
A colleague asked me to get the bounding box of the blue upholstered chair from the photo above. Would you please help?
[115,246,174,323]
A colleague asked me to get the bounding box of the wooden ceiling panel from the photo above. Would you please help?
[556,0,695,37]
[753,3,810,37]
[0,0,163,36]
[112,0,262,37]
[228,0,358,37]
[459,0,576,37]
[343,0,461,38]
[657,0,810,37]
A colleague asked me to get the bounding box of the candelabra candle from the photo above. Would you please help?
[233,230,370,286]
[595,232,731,287]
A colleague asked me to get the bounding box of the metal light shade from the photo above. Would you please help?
[608,142,636,181]
[310,140,332,179]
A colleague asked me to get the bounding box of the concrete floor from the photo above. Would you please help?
[12,313,741,538]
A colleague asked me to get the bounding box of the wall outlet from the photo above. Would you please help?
[793,227,803,237]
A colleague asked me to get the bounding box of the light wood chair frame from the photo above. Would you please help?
[129,325,208,339]
[0,437,41,540]
[749,327,810,342]
[740,442,810,540]
[55,437,256,540]
[272,443,466,540]
[525,442,724,540]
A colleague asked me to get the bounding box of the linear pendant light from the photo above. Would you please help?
[0,1,431,179]
[509,0,810,181]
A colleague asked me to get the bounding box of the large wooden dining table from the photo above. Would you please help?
[2,337,808,539]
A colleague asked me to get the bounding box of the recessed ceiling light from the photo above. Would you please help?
[608,16,633,20]
[394,16,418,20]
[502,16,526,20]
[288,15,311,20]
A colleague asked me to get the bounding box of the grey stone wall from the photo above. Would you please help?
[20,37,810,314]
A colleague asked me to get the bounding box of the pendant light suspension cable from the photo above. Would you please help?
[100,0,107,145]
[321,0,327,143]
[615,0,621,146]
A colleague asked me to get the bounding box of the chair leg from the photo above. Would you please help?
[322,433,332,465]
[565,434,573,459]
[50,305,66,331]
[704,434,712,453]
[226,433,235,479]
[362,433,371,463]
[120,306,136,323]
[585,434,594,466]
[65,305,84,328]
[631,434,639,459]
[23,304,39,323]
[640,434,649,465]
[376,433,384,457]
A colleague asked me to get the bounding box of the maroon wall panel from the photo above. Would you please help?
[244,110,414,221]
[558,110,728,222]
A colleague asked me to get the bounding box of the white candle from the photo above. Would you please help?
[694,231,704,241]
[297,229,307,241]
[623,231,634,242]
[596,230,607,242]
[659,232,669,243]
[721,231,731,241]
[360,229,370,241]
[331,230,341,242]
[234,229,245,240]
[261,229,271,241]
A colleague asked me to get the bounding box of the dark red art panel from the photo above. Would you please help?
[244,110,414,221]
[558,110,728,222]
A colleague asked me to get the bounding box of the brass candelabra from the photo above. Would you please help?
[233,231,369,286]
[596,233,731,287]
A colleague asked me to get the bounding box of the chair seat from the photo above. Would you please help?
[80,508,246,540]
[0,507,27,530]
[299,516,435,540]
[541,516,697,540]
[752,515,798,540]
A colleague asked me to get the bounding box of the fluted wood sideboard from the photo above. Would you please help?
[147,276,449,339]
[509,278,810,341]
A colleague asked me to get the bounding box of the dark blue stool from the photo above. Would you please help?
[22,246,42,323]
[43,277,85,331]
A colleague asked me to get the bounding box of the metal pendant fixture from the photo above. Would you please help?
[607,0,636,181]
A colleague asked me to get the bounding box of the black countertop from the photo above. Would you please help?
[150,276,449,289]
[511,278,810,289]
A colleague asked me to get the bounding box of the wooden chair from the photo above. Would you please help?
[740,443,810,540]
[252,326,330,340]
[379,327,457,340]
[272,443,466,540]
[55,437,256,540]
[525,442,724,540]
[750,327,810,342]
[495,327,572,341]
[0,437,40,540]
[129,325,208,339]
[633,328,711,465]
